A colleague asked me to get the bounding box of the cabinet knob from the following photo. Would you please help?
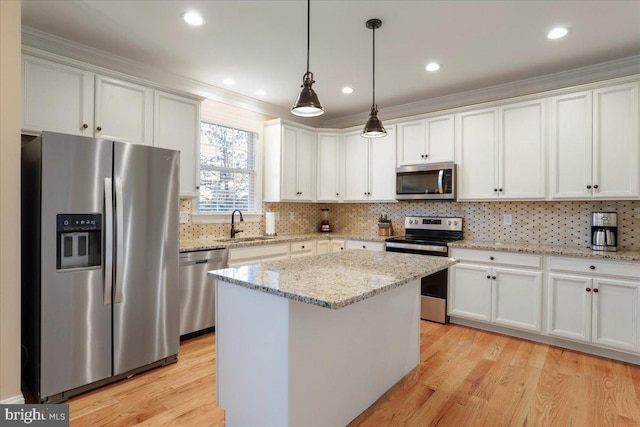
[492,276,496,280]
[82,123,88,129]
[593,288,599,293]
[336,193,339,196]
[96,126,102,131]
[425,154,429,158]
[362,245,366,249]
[421,155,424,158]
[499,188,503,192]
[490,256,495,260]
[486,275,491,279]
[593,184,599,189]
[494,188,498,192]
[302,245,305,249]
[196,185,200,190]
[586,185,592,189]
[589,265,595,270]
[586,288,591,292]
[340,247,344,250]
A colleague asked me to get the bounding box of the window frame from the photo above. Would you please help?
[192,116,263,224]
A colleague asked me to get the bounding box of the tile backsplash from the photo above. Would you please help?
[180,199,640,250]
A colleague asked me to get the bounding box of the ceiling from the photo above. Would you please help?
[21,1,640,125]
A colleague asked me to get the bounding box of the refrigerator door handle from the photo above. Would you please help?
[114,177,124,304]
[104,178,113,305]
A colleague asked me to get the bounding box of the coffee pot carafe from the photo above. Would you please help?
[591,212,617,252]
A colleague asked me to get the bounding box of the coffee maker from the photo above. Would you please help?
[591,212,617,252]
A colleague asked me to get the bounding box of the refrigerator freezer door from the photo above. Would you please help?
[39,133,113,398]
[112,142,180,375]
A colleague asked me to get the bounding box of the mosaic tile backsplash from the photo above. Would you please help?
[180,199,640,250]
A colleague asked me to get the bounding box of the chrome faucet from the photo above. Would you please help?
[230,209,244,238]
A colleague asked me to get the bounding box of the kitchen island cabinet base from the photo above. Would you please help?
[215,279,420,427]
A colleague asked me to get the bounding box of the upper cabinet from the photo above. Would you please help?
[22,54,203,197]
[456,100,546,201]
[550,82,639,199]
[154,91,201,197]
[22,56,94,136]
[316,132,342,202]
[264,120,316,202]
[396,115,454,166]
[94,76,153,146]
[343,126,397,202]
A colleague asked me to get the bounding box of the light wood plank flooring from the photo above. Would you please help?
[68,322,640,426]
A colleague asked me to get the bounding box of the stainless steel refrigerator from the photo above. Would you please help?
[21,131,180,403]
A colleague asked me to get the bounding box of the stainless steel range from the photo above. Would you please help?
[385,216,463,323]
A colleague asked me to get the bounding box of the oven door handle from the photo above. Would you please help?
[385,242,448,253]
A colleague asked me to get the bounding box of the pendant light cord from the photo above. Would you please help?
[306,0,310,74]
[372,25,376,106]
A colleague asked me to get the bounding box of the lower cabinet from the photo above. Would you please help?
[228,243,290,267]
[316,240,330,255]
[290,240,316,258]
[448,249,543,333]
[331,240,345,253]
[345,240,385,252]
[547,259,640,353]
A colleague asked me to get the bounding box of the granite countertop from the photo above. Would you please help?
[209,250,457,309]
[180,233,393,252]
[449,240,640,262]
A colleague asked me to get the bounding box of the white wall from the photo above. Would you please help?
[0,0,23,403]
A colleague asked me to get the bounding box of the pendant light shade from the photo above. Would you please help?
[291,0,324,117]
[362,18,386,138]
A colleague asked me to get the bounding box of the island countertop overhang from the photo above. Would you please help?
[209,250,458,309]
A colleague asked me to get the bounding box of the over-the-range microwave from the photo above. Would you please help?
[396,162,456,200]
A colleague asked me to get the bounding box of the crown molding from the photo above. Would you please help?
[21,26,320,124]
[324,55,640,128]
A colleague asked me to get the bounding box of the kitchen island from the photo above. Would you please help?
[209,250,457,427]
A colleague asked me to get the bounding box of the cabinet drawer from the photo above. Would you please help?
[228,243,290,266]
[548,256,640,279]
[450,248,542,269]
[345,240,385,252]
[290,240,316,258]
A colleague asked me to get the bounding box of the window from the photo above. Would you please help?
[199,121,257,213]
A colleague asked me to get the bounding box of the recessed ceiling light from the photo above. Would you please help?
[182,11,204,26]
[341,87,354,94]
[256,89,267,96]
[425,62,441,72]
[223,78,235,86]
[547,27,569,40]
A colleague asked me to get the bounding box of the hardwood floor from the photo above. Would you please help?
[68,322,640,426]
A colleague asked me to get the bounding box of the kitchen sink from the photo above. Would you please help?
[214,236,277,243]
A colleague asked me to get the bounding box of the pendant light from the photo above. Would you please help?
[362,18,386,138]
[291,0,324,117]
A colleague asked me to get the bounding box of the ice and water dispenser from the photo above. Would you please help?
[56,214,102,270]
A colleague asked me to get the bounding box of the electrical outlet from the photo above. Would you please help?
[179,211,190,224]
[503,214,512,226]
[290,212,295,220]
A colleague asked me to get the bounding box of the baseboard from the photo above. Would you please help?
[1,395,26,404]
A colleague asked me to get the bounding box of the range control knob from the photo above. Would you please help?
[447,221,452,225]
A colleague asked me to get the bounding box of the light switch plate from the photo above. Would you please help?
[503,214,512,226]
[179,211,190,224]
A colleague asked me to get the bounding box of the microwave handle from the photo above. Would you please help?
[437,170,444,194]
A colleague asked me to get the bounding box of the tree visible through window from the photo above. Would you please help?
[199,121,256,213]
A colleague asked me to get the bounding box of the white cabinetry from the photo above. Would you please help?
[343,126,396,201]
[456,100,546,200]
[396,115,454,166]
[316,132,342,201]
[330,240,345,253]
[449,249,543,332]
[22,56,94,136]
[264,120,315,202]
[547,257,640,353]
[154,91,201,197]
[290,241,317,258]
[228,243,290,267]
[94,75,154,146]
[550,82,639,199]
[316,240,330,254]
[345,240,385,252]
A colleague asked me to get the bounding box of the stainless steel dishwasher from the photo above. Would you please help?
[179,248,229,337]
